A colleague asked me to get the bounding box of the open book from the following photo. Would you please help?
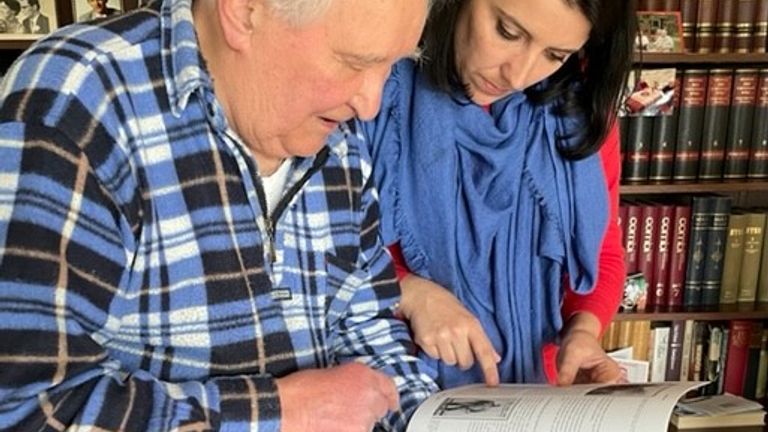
[406,381,707,432]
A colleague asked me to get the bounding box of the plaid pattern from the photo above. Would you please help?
[0,1,437,430]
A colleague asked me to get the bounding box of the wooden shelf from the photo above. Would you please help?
[621,181,768,195]
[0,40,36,50]
[616,302,768,321]
[633,52,768,65]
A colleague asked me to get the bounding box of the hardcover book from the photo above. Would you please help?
[737,212,766,303]
[699,195,731,306]
[682,0,700,51]
[674,70,709,181]
[723,319,753,395]
[694,0,719,52]
[714,0,737,52]
[698,69,733,180]
[683,197,713,307]
[667,205,692,307]
[719,212,746,304]
[748,69,768,178]
[724,69,759,179]
[734,0,756,52]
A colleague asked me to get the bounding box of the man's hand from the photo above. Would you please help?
[399,274,501,386]
[556,313,623,385]
[276,362,399,432]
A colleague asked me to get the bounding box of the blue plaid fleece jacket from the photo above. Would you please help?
[0,1,438,430]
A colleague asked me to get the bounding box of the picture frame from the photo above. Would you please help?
[635,11,685,53]
[620,67,677,117]
[0,0,59,40]
[72,0,123,23]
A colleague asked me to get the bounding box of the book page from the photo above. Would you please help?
[406,382,706,432]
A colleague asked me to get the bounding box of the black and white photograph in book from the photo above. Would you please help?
[73,0,122,22]
[635,11,684,53]
[0,0,57,38]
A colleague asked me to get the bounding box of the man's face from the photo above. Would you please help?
[0,3,12,20]
[88,0,108,12]
[230,0,427,164]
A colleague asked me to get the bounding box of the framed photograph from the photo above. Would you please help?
[620,68,677,117]
[635,11,684,53]
[0,0,58,40]
[73,0,123,22]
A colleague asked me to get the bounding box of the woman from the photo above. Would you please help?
[360,0,635,388]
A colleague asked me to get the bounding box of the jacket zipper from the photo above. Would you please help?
[253,146,332,264]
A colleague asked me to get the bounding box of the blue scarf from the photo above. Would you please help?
[363,60,608,387]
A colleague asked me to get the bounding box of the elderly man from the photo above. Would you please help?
[0,0,436,430]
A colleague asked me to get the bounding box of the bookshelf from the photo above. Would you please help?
[613,7,768,404]
[622,180,768,195]
[616,302,768,322]
[634,52,768,65]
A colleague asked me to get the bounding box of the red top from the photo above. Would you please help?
[388,123,625,384]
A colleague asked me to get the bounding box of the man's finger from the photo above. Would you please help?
[373,371,400,411]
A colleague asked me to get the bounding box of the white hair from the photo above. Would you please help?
[266,0,332,26]
[266,0,434,27]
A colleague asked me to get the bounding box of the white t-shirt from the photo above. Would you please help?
[261,158,293,214]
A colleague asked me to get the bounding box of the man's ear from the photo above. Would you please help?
[216,0,261,50]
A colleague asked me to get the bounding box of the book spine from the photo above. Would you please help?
[683,197,714,307]
[639,204,659,306]
[664,0,683,9]
[700,196,732,306]
[698,69,734,180]
[754,0,768,52]
[696,0,720,52]
[714,0,737,52]
[649,73,681,182]
[679,320,696,381]
[755,328,768,398]
[618,321,634,350]
[619,115,629,172]
[632,320,653,362]
[651,325,671,382]
[666,320,686,380]
[737,212,766,302]
[723,69,759,179]
[741,321,764,399]
[719,213,746,304]
[702,324,724,395]
[747,69,768,178]
[668,205,692,307]
[691,321,709,380]
[651,205,675,307]
[682,0,701,52]
[734,0,756,52]
[757,212,768,302]
[623,116,654,183]
[625,202,643,276]
[674,69,709,181]
[723,320,752,395]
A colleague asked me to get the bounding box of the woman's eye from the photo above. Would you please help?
[547,52,567,63]
[496,20,522,41]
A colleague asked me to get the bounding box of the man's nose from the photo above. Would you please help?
[349,70,387,121]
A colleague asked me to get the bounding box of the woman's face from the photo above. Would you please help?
[454,0,591,105]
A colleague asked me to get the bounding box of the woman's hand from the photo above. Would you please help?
[556,312,624,385]
[399,274,501,386]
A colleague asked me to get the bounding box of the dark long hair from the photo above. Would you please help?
[420,0,637,159]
